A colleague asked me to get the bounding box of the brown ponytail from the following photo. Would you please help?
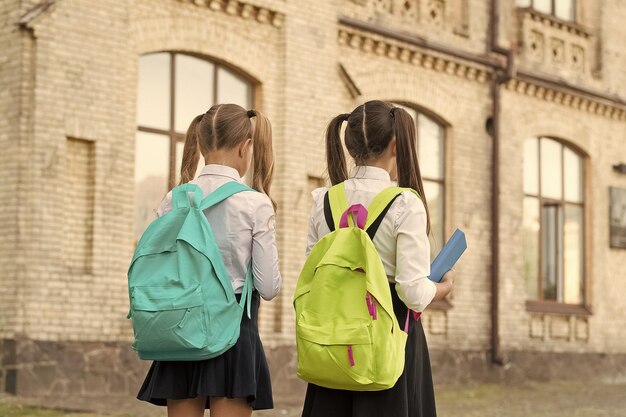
[248,110,276,209]
[392,107,432,234]
[178,114,204,185]
[326,113,350,185]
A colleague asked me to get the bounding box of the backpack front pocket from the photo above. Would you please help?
[296,311,375,388]
[130,285,207,353]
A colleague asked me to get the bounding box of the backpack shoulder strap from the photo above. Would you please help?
[364,187,420,238]
[199,181,254,211]
[327,183,349,230]
[323,191,335,232]
[172,183,204,209]
[365,194,401,240]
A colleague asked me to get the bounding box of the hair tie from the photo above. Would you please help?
[247,110,256,118]
[390,107,397,118]
[341,113,351,121]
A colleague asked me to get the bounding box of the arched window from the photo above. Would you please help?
[523,137,585,305]
[134,52,253,241]
[394,104,446,259]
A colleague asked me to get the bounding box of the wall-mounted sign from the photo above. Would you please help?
[610,187,626,249]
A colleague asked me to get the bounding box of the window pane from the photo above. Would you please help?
[217,67,250,107]
[524,138,539,195]
[516,0,531,6]
[134,132,171,242]
[534,0,552,14]
[423,181,444,261]
[540,139,563,200]
[523,197,540,300]
[564,147,583,203]
[541,204,562,301]
[555,0,575,21]
[175,140,205,184]
[418,114,444,180]
[137,53,170,130]
[564,205,584,304]
[175,55,215,133]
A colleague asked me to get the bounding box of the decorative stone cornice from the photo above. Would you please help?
[338,25,625,121]
[505,79,626,121]
[517,7,592,39]
[338,27,492,84]
[176,0,284,28]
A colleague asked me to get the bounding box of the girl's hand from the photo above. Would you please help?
[441,269,455,287]
[433,269,455,301]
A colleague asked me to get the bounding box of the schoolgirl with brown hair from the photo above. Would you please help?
[137,104,281,417]
[302,100,455,417]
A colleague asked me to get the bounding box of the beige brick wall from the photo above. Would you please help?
[64,138,95,274]
[268,0,347,345]
[0,0,23,340]
[1,0,625,360]
[14,0,135,342]
[600,0,626,95]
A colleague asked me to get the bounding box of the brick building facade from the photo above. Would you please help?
[1,0,625,403]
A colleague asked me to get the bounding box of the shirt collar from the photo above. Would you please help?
[349,166,391,182]
[198,164,243,182]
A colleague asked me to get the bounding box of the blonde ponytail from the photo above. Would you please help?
[178,114,204,185]
[249,110,276,209]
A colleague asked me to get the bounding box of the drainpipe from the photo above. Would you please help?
[487,0,514,366]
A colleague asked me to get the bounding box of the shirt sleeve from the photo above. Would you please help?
[251,195,282,301]
[393,192,437,312]
[155,191,173,218]
[306,187,327,256]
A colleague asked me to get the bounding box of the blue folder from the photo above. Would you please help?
[428,229,467,282]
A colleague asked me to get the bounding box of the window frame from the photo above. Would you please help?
[524,136,591,316]
[136,52,254,190]
[517,0,577,22]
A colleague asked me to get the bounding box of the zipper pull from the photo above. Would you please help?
[347,345,355,367]
[177,308,192,328]
[371,295,377,320]
[366,292,377,320]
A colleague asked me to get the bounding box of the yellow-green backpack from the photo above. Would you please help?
[294,183,416,391]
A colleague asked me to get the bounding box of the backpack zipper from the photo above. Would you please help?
[347,345,355,366]
[366,292,377,320]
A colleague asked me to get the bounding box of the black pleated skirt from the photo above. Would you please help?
[136,291,273,410]
[301,284,437,417]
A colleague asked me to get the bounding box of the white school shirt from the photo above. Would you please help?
[156,164,281,301]
[306,166,436,312]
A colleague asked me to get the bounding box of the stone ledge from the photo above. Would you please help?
[176,0,284,27]
[516,7,592,39]
[505,78,626,121]
[338,27,493,84]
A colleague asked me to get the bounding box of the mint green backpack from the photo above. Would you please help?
[294,183,417,391]
[127,182,254,361]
